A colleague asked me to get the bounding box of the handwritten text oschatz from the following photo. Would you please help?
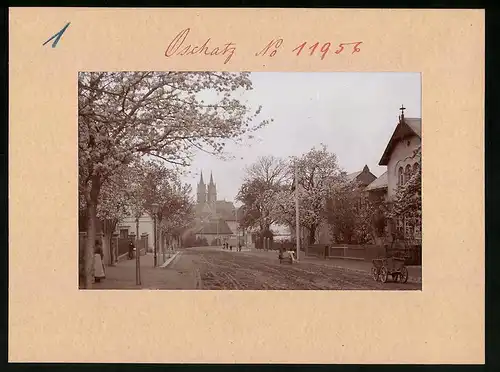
[165,28,236,65]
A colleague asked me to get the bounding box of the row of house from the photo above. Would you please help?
[314,107,422,245]
[82,108,421,259]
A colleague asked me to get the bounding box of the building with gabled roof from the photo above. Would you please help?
[366,106,421,242]
[317,106,421,245]
[365,171,388,203]
[377,112,421,200]
[346,164,377,188]
[193,171,242,245]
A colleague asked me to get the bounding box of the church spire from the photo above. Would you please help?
[197,171,207,204]
[207,171,217,204]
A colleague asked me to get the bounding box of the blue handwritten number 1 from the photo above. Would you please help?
[43,22,71,48]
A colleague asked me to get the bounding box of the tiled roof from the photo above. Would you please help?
[405,118,421,137]
[195,219,233,235]
[346,171,362,181]
[215,200,236,220]
[379,117,422,166]
[365,171,388,191]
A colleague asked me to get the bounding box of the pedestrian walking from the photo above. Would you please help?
[128,239,135,260]
[93,240,106,283]
[230,245,233,251]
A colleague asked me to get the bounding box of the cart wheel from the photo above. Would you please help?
[371,267,379,281]
[380,267,388,283]
[400,267,408,283]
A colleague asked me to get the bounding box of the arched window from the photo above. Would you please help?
[413,162,419,173]
[398,167,404,185]
[405,164,411,183]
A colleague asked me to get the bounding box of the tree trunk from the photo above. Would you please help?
[83,175,101,289]
[84,201,97,289]
[308,224,317,245]
[102,219,117,266]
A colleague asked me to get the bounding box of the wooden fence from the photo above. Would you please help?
[305,243,421,265]
[78,232,148,267]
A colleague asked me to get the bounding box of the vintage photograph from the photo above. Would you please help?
[78,71,422,290]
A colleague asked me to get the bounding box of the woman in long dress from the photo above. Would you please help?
[93,240,106,283]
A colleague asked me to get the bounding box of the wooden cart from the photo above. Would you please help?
[371,257,408,283]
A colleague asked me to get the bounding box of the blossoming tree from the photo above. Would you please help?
[269,145,346,245]
[236,156,290,238]
[78,71,270,288]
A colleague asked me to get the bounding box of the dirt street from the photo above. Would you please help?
[170,247,421,290]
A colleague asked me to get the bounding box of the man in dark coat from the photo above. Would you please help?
[128,239,135,259]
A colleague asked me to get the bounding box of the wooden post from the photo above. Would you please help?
[135,216,141,285]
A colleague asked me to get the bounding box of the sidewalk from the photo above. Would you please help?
[90,251,193,290]
[244,248,422,284]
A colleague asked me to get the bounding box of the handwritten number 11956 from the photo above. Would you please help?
[293,41,362,59]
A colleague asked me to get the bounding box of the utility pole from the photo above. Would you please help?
[153,217,157,267]
[162,229,166,263]
[135,215,141,285]
[236,207,239,247]
[152,203,159,267]
[295,161,300,261]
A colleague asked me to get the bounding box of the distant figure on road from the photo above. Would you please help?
[238,243,241,252]
[278,246,284,260]
[128,239,135,260]
[93,240,106,283]
[229,245,233,251]
[278,248,297,264]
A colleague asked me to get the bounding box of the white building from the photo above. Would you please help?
[115,213,154,251]
[366,108,421,240]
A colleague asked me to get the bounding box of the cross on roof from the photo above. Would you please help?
[398,104,406,122]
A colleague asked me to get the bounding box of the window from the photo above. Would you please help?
[405,164,411,183]
[413,162,419,173]
[396,217,404,233]
[404,217,413,238]
[120,229,129,239]
[398,167,404,185]
[414,217,422,237]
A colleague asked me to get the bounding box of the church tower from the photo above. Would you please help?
[197,172,207,204]
[207,172,217,205]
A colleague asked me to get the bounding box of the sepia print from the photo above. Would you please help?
[78,71,422,290]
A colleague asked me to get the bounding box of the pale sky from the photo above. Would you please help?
[182,72,421,205]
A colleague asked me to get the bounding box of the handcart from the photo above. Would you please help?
[371,256,408,283]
